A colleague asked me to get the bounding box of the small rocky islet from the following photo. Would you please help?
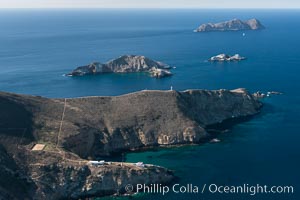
[209,53,246,62]
[253,91,283,98]
[67,55,173,78]
[194,18,265,32]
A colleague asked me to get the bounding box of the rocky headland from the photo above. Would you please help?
[67,55,173,78]
[194,18,265,32]
[0,88,262,199]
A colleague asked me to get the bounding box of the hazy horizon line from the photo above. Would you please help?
[0,7,300,9]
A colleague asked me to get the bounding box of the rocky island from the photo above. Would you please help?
[0,88,262,199]
[209,54,246,62]
[194,18,265,32]
[67,55,173,78]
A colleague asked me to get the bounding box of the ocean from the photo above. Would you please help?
[0,9,299,200]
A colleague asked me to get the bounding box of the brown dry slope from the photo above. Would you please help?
[0,88,262,199]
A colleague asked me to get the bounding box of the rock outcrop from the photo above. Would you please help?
[67,55,173,78]
[209,54,246,61]
[194,18,265,32]
[150,68,173,78]
[0,88,262,199]
[253,91,283,99]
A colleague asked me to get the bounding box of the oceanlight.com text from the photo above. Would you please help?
[124,183,294,196]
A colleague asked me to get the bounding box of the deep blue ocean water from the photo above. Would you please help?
[0,9,299,200]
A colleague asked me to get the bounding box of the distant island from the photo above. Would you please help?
[194,18,265,32]
[0,88,262,199]
[67,55,173,78]
[209,54,246,61]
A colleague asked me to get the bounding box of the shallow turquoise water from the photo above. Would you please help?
[0,9,299,199]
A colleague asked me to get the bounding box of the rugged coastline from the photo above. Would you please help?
[0,88,262,199]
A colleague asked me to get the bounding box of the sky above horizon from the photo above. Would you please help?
[0,0,300,9]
